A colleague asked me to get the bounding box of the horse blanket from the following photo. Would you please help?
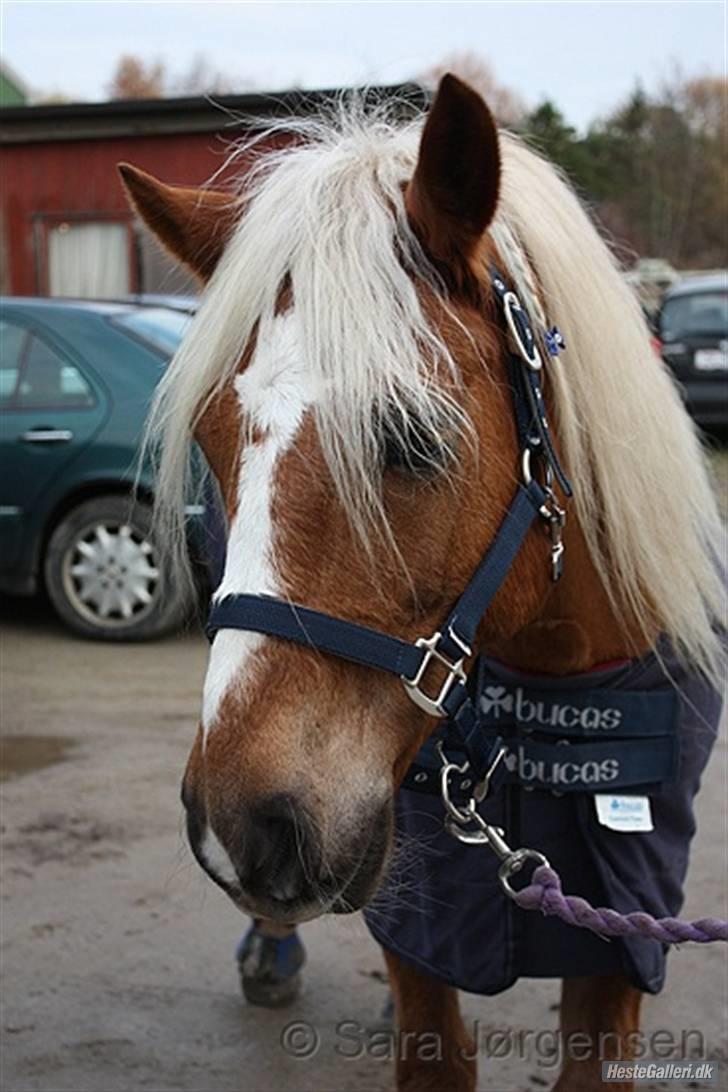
[364,648,721,994]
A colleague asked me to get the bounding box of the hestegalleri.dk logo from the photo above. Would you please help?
[602,1060,718,1083]
[480,685,623,731]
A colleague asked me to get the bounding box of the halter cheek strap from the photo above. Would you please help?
[206,266,572,793]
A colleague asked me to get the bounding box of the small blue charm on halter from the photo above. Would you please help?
[545,326,566,357]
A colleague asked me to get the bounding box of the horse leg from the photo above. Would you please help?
[384,949,476,1092]
[553,974,642,1092]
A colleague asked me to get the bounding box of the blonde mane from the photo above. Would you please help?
[146,99,724,682]
[493,133,724,682]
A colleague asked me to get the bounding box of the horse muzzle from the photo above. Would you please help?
[182,783,393,922]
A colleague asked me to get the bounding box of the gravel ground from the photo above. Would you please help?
[1,527,726,1092]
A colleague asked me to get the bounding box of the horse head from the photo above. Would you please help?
[120,75,722,923]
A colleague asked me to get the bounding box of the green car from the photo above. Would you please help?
[0,297,205,640]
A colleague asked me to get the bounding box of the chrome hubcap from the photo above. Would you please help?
[62,520,160,628]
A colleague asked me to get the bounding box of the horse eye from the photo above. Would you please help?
[379,410,448,477]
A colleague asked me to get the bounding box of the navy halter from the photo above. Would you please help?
[206,266,573,795]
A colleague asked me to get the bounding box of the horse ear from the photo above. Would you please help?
[118,163,240,281]
[406,74,500,264]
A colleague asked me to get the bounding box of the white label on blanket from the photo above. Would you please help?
[595,794,653,832]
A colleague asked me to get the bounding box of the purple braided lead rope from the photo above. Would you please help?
[439,760,727,945]
[510,864,728,944]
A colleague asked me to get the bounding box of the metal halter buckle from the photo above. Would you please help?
[522,448,566,582]
[503,291,542,371]
[536,486,566,582]
[401,629,470,718]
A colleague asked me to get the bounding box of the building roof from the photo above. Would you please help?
[0,84,428,145]
[0,61,29,108]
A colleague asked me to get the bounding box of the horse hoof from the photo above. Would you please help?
[236,923,306,1008]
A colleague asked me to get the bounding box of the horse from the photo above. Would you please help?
[120,75,724,1092]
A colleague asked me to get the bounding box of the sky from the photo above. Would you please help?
[1,0,725,129]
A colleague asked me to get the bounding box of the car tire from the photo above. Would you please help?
[44,495,188,641]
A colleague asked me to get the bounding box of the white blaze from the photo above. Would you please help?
[199,826,240,887]
[202,311,316,734]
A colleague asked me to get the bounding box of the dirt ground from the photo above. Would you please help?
[1,594,726,1092]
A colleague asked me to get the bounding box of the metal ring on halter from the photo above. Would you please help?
[522,447,554,491]
[498,849,550,899]
[503,292,542,371]
[440,759,477,825]
[522,449,566,529]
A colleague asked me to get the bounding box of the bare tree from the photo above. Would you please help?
[420,51,527,126]
[108,55,166,100]
[107,52,254,100]
[171,53,238,96]
[682,76,727,140]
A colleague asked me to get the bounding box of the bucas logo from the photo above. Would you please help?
[480,686,622,732]
[502,744,620,787]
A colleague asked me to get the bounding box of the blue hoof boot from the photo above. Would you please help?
[236,923,306,1008]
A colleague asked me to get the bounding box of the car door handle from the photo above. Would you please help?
[19,429,74,444]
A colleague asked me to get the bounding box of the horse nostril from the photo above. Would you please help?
[250,810,296,872]
[237,794,317,904]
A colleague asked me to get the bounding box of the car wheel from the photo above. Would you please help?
[44,495,188,641]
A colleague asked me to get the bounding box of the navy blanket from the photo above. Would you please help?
[364,650,721,995]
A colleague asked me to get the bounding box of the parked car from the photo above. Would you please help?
[0,297,204,640]
[656,273,728,427]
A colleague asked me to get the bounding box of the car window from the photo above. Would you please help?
[0,320,29,405]
[111,307,192,356]
[660,291,728,341]
[16,336,95,409]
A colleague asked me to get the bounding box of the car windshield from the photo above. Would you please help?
[660,290,728,341]
[112,307,193,356]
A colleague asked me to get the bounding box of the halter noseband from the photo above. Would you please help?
[206,266,572,794]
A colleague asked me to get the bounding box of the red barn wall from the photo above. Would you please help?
[3,130,270,295]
